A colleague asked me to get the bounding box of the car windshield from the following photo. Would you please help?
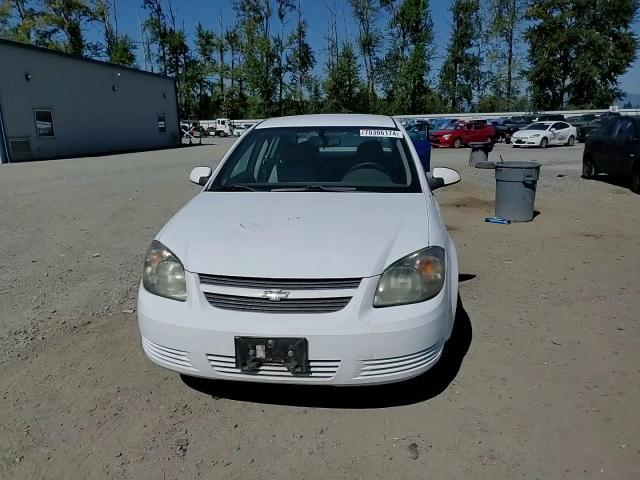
[523,123,549,130]
[210,126,421,193]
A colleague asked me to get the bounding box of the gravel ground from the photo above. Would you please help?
[0,140,638,479]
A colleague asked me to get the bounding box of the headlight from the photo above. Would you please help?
[442,134,452,139]
[531,133,540,137]
[142,240,187,301]
[373,247,445,307]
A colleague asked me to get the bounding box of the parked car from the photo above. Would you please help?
[582,116,640,193]
[503,115,536,143]
[406,121,431,171]
[138,114,462,385]
[534,114,566,122]
[430,118,459,132]
[511,121,577,148]
[566,114,597,128]
[577,119,602,143]
[430,120,496,148]
[490,118,507,142]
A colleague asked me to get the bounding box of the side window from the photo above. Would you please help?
[600,119,619,137]
[158,114,166,133]
[550,122,560,130]
[557,122,569,130]
[615,119,634,140]
[34,109,55,137]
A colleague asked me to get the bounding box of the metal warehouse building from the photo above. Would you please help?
[0,39,179,163]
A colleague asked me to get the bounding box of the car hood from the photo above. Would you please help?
[513,129,546,136]
[158,192,431,278]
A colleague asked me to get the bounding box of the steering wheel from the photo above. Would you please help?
[344,162,392,178]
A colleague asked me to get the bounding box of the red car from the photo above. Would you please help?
[430,120,496,148]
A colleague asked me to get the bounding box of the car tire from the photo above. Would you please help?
[217,131,224,137]
[540,137,548,148]
[566,135,575,146]
[582,155,596,179]
[454,138,462,148]
[631,164,640,194]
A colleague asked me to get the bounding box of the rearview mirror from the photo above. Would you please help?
[427,167,461,191]
[189,166,212,186]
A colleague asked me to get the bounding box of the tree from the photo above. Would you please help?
[39,0,94,55]
[286,0,315,113]
[486,0,524,109]
[350,0,380,110]
[273,0,295,115]
[324,41,365,112]
[142,0,169,74]
[92,0,136,66]
[234,0,276,117]
[438,0,481,111]
[380,0,436,114]
[0,0,43,44]
[525,0,639,109]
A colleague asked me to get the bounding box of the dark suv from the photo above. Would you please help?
[582,116,640,193]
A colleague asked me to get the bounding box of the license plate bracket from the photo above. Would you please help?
[235,337,309,373]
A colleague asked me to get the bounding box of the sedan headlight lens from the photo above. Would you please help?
[142,240,187,301]
[531,133,540,137]
[374,247,445,307]
[442,134,452,139]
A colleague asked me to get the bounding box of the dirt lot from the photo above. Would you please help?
[1,140,638,479]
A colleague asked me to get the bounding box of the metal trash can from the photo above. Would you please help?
[494,161,541,222]
[468,141,493,167]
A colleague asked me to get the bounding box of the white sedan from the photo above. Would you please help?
[138,114,461,386]
[511,121,577,148]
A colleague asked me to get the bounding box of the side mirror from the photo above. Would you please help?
[189,166,212,186]
[427,167,461,191]
[550,128,556,132]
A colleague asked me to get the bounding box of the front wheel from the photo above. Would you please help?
[582,155,596,179]
[566,135,575,146]
[540,137,548,148]
[453,138,462,148]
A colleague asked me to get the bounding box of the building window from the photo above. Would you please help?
[34,109,55,137]
[158,114,166,133]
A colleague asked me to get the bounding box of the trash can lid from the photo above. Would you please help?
[496,161,540,169]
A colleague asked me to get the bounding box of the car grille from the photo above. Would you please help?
[198,274,361,290]
[142,337,196,371]
[354,339,444,379]
[206,353,340,379]
[204,292,351,313]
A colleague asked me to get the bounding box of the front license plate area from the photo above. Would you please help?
[235,337,308,373]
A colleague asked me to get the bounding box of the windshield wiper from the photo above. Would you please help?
[209,184,257,192]
[270,185,357,192]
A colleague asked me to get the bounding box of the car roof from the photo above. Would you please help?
[256,114,397,129]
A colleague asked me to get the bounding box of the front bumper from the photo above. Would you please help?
[512,137,540,146]
[137,274,452,385]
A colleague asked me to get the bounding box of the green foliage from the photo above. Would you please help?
[380,0,437,115]
[1,0,638,119]
[485,0,525,108]
[324,41,366,113]
[438,0,481,111]
[525,0,639,109]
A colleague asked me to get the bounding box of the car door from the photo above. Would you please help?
[609,117,637,175]
[549,122,569,145]
[591,119,620,174]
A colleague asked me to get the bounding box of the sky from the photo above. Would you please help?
[84,0,640,96]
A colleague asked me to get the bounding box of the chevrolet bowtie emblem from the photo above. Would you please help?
[261,290,290,302]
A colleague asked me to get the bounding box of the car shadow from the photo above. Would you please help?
[589,174,634,191]
[181,295,473,409]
